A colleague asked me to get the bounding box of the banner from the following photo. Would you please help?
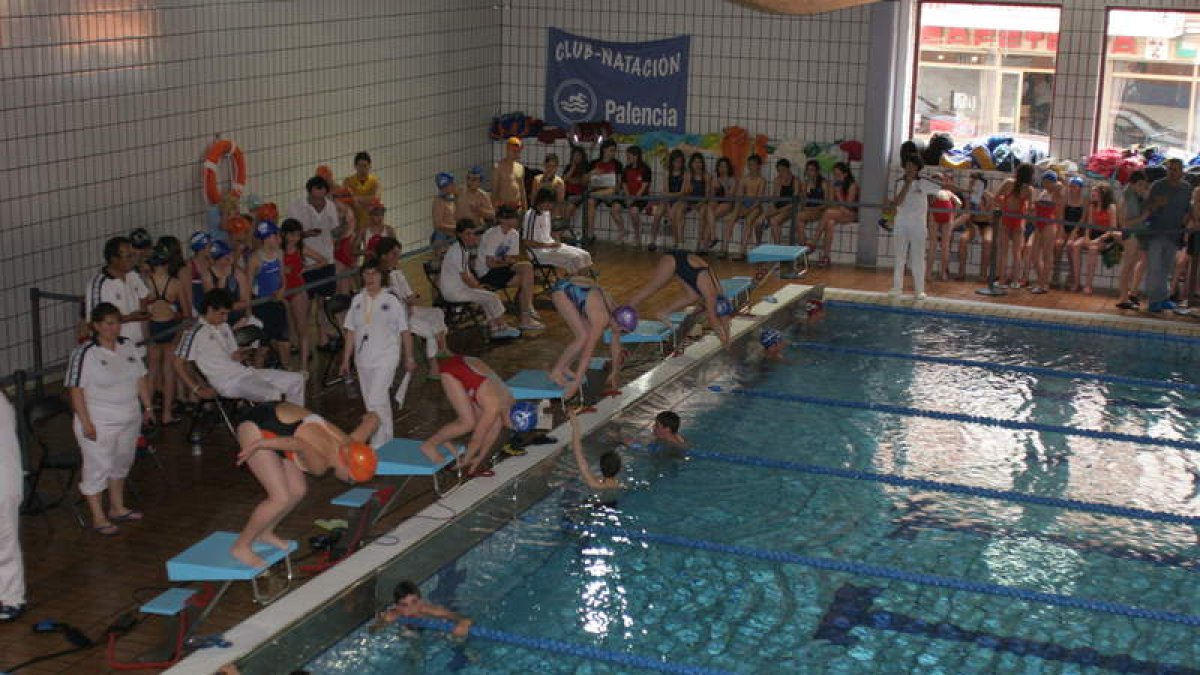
[545,27,690,134]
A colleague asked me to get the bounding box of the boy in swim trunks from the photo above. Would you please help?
[431,172,458,256]
[459,166,496,227]
[492,137,527,211]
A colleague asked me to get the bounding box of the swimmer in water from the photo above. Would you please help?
[760,328,787,362]
[371,580,472,638]
[568,408,622,491]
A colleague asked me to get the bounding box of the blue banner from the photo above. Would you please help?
[545,27,690,134]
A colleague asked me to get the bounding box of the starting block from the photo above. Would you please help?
[505,370,565,400]
[748,244,809,279]
[166,531,297,619]
[721,277,754,310]
[371,438,462,524]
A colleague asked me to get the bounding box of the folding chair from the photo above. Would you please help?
[423,260,490,344]
[21,395,86,527]
[319,293,353,386]
[525,246,561,295]
[184,366,246,453]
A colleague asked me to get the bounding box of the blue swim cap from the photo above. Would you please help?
[254,220,278,240]
[714,295,735,318]
[1068,176,1085,187]
[1041,171,1059,183]
[435,172,455,189]
[760,328,782,349]
[189,231,213,252]
[467,165,484,178]
[209,239,232,260]
[509,401,538,432]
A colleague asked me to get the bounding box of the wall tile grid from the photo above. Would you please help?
[497,0,870,256]
[0,0,501,375]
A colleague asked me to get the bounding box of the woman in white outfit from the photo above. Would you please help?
[523,187,593,274]
[0,392,25,621]
[373,237,450,377]
[889,155,930,299]
[65,302,155,535]
[341,258,417,448]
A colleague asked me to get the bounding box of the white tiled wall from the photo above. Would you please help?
[0,0,500,375]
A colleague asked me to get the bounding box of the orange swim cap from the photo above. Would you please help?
[224,215,251,236]
[315,164,335,183]
[340,442,377,482]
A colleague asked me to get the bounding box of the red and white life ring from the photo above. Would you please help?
[202,139,247,205]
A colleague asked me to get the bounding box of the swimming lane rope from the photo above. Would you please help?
[656,446,1199,527]
[790,341,1200,393]
[566,523,1200,629]
[824,299,1200,346]
[706,386,1200,453]
[397,617,734,675]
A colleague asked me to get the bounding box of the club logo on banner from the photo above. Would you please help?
[545,27,690,134]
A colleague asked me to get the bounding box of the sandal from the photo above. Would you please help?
[92,523,120,536]
[110,510,143,522]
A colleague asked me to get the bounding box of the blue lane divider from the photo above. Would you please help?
[567,523,1200,628]
[824,299,1200,346]
[660,445,1200,527]
[707,385,1200,453]
[790,341,1200,394]
[399,617,733,675]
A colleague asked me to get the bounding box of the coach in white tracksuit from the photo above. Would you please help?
[889,156,930,299]
[342,260,416,448]
[0,392,25,620]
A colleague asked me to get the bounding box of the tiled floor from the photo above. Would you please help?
[6,244,1199,674]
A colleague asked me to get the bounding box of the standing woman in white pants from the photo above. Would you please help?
[889,155,931,299]
[66,302,155,536]
[341,258,416,448]
[0,392,25,621]
[373,237,450,377]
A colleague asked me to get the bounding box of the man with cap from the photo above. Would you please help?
[439,220,521,340]
[431,172,458,256]
[476,206,544,331]
[86,236,150,353]
[174,288,306,405]
[492,137,527,211]
[459,166,496,227]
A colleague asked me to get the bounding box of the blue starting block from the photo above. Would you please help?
[140,588,197,617]
[371,438,463,524]
[721,277,754,309]
[604,319,675,345]
[167,531,297,608]
[331,487,376,508]
[748,244,808,278]
[505,369,565,400]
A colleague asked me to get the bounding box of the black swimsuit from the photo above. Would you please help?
[237,402,302,437]
[1063,205,1083,235]
[777,177,797,208]
[671,250,707,295]
[147,276,180,345]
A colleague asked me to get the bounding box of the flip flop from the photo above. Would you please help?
[110,510,143,523]
[92,523,120,536]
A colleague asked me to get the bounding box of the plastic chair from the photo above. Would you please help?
[21,395,86,527]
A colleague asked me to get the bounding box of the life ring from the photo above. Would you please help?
[202,139,247,205]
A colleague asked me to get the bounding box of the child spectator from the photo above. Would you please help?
[765,158,800,246]
[684,153,712,251]
[815,162,858,267]
[281,219,328,374]
[343,151,380,229]
[723,154,767,261]
[492,136,527,211]
[708,157,737,252]
[431,172,458,255]
[460,166,496,227]
[585,140,621,246]
[649,149,687,252]
[610,145,651,248]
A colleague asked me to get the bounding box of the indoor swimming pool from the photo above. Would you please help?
[307,300,1200,674]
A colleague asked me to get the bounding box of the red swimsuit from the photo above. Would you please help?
[438,354,488,402]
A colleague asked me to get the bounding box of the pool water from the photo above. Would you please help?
[309,303,1200,674]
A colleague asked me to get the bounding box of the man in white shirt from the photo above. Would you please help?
[173,289,305,404]
[475,206,543,330]
[285,175,340,262]
[85,236,150,351]
[438,220,521,339]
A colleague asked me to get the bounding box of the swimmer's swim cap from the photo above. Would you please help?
[1068,176,1084,187]
[1040,171,1059,183]
[435,172,455,189]
[209,239,232,260]
[340,442,378,482]
[612,305,638,332]
[760,328,782,349]
[714,295,735,318]
[255,220,279,240]
[509,401,538,433]
[189,231,213,252]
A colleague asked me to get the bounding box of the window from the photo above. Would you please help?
[912,3,1062,155]
[1098,10,1200,159]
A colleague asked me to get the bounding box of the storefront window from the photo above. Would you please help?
[1098,10,1200,159]
[913,3,1061,154]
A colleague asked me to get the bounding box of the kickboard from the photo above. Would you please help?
[167,531,297,581]
[376,438,457,476]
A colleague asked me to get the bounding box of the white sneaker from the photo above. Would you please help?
[491,327,521,339]
[519,317,545,330]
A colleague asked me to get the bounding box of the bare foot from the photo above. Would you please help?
[419,442,443,464]
[230,544,268,569]
[548,370,569,388]
[257,531,290,551]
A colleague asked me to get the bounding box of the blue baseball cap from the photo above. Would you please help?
[435,172,455,189]
[209,239,232,260]
[254,220,279,240]
[189,231,213,252]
